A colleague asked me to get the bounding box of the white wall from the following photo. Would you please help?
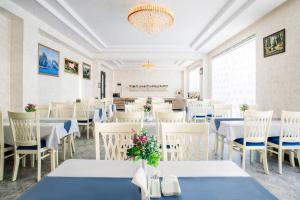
[0,1,101,111]
[207,0,300,117]
[113,69,184,98]
[0,9,11,112]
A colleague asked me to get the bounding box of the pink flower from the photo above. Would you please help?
[131,128,137,134]
[140,136,148,143]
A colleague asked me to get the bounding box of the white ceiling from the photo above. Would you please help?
[12,0,286,69]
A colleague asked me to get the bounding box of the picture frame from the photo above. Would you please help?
[38,44,60,77]
[64,58,79,74]
[263,29,285,57]
[82,62,91,80]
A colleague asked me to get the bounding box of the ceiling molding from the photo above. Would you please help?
[94,52,205,61]
[195,0,256,50]
[56,0,107,48]
[99,61,114,71]
[190,0,236,49]
[34,0,103,52]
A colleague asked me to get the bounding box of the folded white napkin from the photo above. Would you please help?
[161,175,181,196]
[131,167,149,199]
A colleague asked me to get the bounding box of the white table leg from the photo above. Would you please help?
[228,141,233,160]
[50,149,56,171]
[219,135,224,160]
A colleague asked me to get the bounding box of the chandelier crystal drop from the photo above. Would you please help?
[128,3,174,34]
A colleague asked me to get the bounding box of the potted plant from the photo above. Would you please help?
[240,104,249,117]
[127,128,160,169]
[25,104,36,112]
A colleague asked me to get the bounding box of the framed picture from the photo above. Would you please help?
[82,63,91,80]
[64,58,79,74]
[263,29,285,57]
[38,44,60,76]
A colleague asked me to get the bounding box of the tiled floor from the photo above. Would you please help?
[0,134,299,200]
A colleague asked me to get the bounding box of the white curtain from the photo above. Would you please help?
[188,67,200,92]
[212,38,256,116]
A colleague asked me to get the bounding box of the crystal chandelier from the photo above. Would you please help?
[143,60,155,69]
[128,3,174,34]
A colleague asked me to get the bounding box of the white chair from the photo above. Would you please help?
[36,105,51,118]
[187,101,209,122]
[56,103,76,160]
[152,97,164,104]
[212,104,232,155]
[155,111,186,143]
[8,111,55,181]
[75,102,93,139]
[230,110,273,174]
[0,112,14,181]
[161,123,209,161]
[94,123,142,160]
[267,111,300,174]
[135,98,147,106]
[114,112,144,126]
[125,103,144,112]
[152,103,172,120]
[212,104,232,118]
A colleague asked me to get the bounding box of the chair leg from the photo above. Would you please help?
[71,134,75,153]
[282,150,285,163]
[12,154,20,181]
[262,149,269,175]
[278,148,282,174]
[50,150,56,171]
[289,151,295,167]
[62,138,66,161]
[22,156,26,167]
[250,150,254,164]
[87,124,90,139]
[0,150,4,181]
[228,141,233,160]
[56,151,59,167]
[242,149,246,171]
[37,153,41,181]
[214,133,219,155]
[297,150,300,168]
[220,136,224,160]
[30,154,35,168]
[68,136,73,158]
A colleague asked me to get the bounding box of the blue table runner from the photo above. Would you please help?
[18,176,277,200]
[214,118,243,130]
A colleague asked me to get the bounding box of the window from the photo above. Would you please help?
[188,67,200,92]
[212,37,256,116]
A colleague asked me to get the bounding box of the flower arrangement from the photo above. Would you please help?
[127,128,160,167]
[144,104,151,113]
[25,104,36,112]
[240,104,249,112]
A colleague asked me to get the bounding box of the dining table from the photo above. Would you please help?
[17,159,277,200]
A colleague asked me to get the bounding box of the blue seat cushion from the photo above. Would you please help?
[78,118,93,123]
[268,136,300,146]
[193,115,206,118]
[234,138,264,146]
[17,140,47,150]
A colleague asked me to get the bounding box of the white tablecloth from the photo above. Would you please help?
[3,118,80,150]
[49,159,249,178]
[218,121,281,142]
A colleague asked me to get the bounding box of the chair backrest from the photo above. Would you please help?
[8,111,41,147]
[152,103,172,120]
[75,102,90,121]
[125,103,144,112]
[213,104,232,118]
[56,103,75,119]
[94,123,142,160]
[280,111,300,143]
[161,123,209,161]
[89,99,103,111]
[115,111,144,124]
[243,110,273,143]
[152,97,164,104]
[187,101,208,120]
[36,104,51,118]
[135,98,147,106]
[186,98,198,104]
[50,102,64,117]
